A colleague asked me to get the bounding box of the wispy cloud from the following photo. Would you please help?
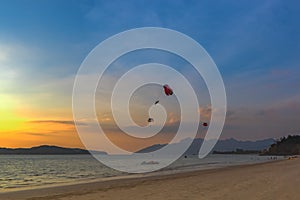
[29,120,87,126]
[222,96,300,140]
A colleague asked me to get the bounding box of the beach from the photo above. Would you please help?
[1,157,299,200]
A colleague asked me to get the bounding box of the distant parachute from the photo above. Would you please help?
[148,118,154,123]
[202,122,208,127]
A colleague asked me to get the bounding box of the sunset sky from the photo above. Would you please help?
[0,0,299,151]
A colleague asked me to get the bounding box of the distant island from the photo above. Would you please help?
[3,135,299,156]
[0,145,107,155]
[136,135,300,156]
[261,135,300,156]
[136,138,275,155]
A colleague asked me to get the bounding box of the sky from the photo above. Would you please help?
[0,0,299,152]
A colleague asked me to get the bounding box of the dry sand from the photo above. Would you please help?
[1,158,299,200]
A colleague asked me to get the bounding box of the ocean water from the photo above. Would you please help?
[0,154,280,190]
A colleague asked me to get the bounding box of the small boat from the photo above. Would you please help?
[141,161,159,165]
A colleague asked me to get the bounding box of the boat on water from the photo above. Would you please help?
[141,161,160,165]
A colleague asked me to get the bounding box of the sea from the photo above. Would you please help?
[0,154,282,191]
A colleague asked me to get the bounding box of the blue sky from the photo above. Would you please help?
[1,0,300,148]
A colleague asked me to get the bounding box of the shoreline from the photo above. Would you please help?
[0,154,275,192]
[0,156,277,192]
[1,158,298,200]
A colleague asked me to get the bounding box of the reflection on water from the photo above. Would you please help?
[0,154,280,190]
[0,155,122,190]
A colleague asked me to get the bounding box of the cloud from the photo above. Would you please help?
[29,120,87,126]
[221,96,300,140]
[258,95,300,119]
[166,111,180,125]
[22,132,52,137]
[23,129,76,136]
[198,105,212,120]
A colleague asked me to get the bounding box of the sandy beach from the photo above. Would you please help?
[1,158,299,200]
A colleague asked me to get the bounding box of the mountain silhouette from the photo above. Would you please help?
[136,138,275,154]
[0,145,107,155]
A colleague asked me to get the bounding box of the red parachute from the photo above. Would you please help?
[150,84,173,124]
[163,84,173,96]
[153,84,173,105]
[202,122,208,127]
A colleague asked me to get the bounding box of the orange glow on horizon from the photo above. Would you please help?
[0,94,177,151]
[0,94,86,148]
[0,120,85,149]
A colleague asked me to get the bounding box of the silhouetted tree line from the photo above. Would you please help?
[262,135,300,155]
[213,149,261,154]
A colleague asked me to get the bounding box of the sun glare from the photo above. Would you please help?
[0,95,27,131]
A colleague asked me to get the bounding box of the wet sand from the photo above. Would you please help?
[1,157,299,200]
